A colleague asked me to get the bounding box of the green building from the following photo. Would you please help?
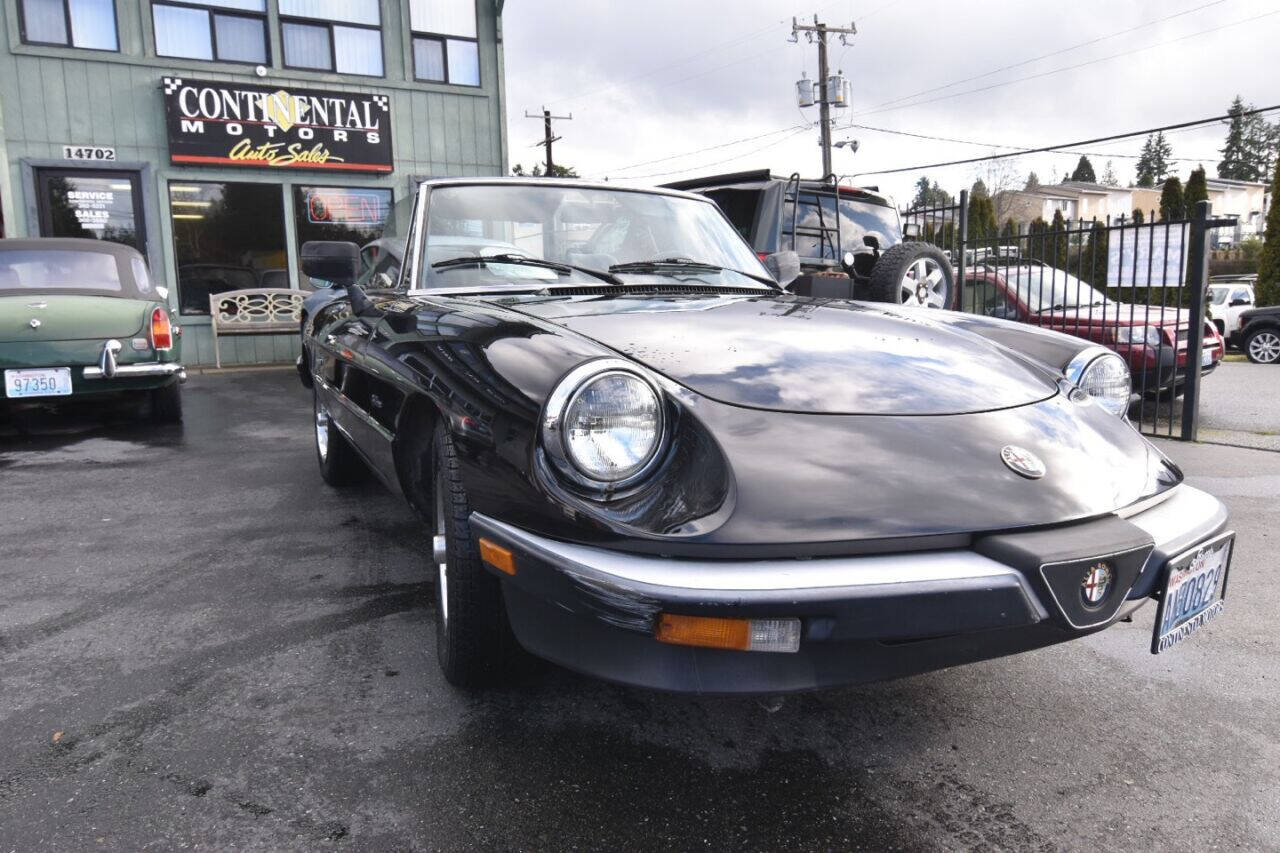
[0,0,508,364]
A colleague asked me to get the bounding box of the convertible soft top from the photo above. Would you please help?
[0,237,158,301]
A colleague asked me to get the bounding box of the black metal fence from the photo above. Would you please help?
[904,193,1231,440]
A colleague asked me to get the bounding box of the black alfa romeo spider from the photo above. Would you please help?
[297,178,1233,692]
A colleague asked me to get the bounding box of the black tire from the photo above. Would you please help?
[866,242,955,308]
[432,423,515,687]
[150,381,183,423]
[313,387,366,485]
[1243,326,1280,364]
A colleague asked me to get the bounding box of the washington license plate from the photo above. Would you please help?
[5,368,73,399]
[1151,532,1233,654]
[1201,347,1214,367]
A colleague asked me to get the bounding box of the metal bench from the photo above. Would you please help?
[209,288,305,368]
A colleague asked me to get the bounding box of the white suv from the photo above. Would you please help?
[1208,277,1256,348]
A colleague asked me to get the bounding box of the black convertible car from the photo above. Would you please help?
[297,178,1233,692]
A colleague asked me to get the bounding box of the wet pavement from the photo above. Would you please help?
[1,369,1277,851]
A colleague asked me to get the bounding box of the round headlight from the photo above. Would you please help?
[1077,352,1131,416]
[543,361,665,489]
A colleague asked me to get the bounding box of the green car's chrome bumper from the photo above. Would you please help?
[82,362,186,382]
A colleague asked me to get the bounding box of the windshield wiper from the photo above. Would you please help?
[609,257,779,288]
[433,253,621,285]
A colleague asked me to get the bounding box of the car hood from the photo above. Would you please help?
[0,294,150,343]
[499,293,1060,415]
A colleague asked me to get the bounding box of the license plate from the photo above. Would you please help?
[1151,531,1233,654]
[1201,347,1214,367]
[5,367,73,399]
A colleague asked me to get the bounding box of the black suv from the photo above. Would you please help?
[1238,304,1280,364]
[664,170,955,307]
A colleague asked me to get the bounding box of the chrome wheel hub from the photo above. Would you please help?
[1249,331,1280,363]
[314,405,330,460]
[900,258,948,308]
[435,479,449,624]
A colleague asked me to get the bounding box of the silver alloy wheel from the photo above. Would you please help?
[1248,330,1280,364]
[899,257,948,307]
[434,479,449,624]
[315,404,330,461]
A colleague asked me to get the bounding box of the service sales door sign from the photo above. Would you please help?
[161,77,392,173]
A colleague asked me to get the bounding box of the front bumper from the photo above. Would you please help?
[471,485,1229,692]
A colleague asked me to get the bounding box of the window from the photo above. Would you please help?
[410,0,480,86]
[36,170,145,254]
[19,0,119,50]
[168,182,287,315]
[280,0,383,76]
[152,0,268,65]
[293,186,393,289]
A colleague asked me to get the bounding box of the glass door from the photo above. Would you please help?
[36,169,146,254]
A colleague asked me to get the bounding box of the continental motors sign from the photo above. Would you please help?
[161,77,392,173]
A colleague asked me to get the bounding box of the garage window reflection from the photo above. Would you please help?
[169,182,287,315]
[293,186,392,289]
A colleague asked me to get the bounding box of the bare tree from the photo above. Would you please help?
[972,155,1023,224]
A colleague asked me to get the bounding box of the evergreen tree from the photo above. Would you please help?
[1259,161,1280,305]
[1184,165,1209,215]
[911,177,953,209]
[1001,218,1016,238]
[1069,155,1096,183]
[1049,209,1069,265]
[1100,160,1120,187]
[1131,208,1145,224]
[1081,221,1110,286]
[1025,172,1041,191]
[967,193,997,244]
[1026,216,1049,263]
[970,178,989,199]
[1135,135,1157,188]
[1159,177,1185,221]
[1218,96,1252,180]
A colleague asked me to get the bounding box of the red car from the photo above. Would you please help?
[963,258,1223,397]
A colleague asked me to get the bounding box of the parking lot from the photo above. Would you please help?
[1,369,1278,851]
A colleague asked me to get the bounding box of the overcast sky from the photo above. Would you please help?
[501,0,1280,205]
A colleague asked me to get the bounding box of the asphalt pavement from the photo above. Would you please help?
[1,369,1277,851]
[1198,360,1280,450]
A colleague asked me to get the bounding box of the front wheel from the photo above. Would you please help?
[1244,327,1280,364]
[866,242,955,308]
[433,423,515,687]
[313,387,365,485]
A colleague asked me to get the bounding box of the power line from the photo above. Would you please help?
[609,126,814,182]
[847,104,1280,177]
[848,8,1280,118]
[600,123,809,175]
[840,123,1221,163]
[869,0,1231,112]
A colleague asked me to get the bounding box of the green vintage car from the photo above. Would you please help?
[0,238,185,422]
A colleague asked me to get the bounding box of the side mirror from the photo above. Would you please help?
[862,235,881,252]
[301,241,360,288]
[902,222,921,239]
[763,250,801,288]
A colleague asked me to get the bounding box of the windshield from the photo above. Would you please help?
[1208,286,1228,305]
[998,263,1109,313]
[420,184,770,290]
[0,249,122,293]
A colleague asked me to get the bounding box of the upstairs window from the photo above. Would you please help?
[410,0,479,86]
[279,0,384,77]
[152,0,268,65]
[19,0,119,51]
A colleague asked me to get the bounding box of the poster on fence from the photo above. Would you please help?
[1106,222,1187,287]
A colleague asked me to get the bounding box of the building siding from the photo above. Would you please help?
[0,0,507,365]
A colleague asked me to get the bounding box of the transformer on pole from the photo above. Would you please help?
[791,15,856,178]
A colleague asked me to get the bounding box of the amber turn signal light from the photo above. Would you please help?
[655,614,801,653]
[478,538,516,576]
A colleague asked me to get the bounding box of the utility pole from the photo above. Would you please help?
[524,107,572,175]
[791,15,856,177]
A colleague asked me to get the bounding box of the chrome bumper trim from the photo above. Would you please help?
[82,363,186,383]
[470,513,1053,620]
[471,484,1225,613]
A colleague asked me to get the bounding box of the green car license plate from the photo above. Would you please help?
[1151,531,1233,654]
[5,367,73,399]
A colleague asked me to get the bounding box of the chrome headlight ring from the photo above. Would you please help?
[540,358,669,494]
[1065,346,1132,418]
